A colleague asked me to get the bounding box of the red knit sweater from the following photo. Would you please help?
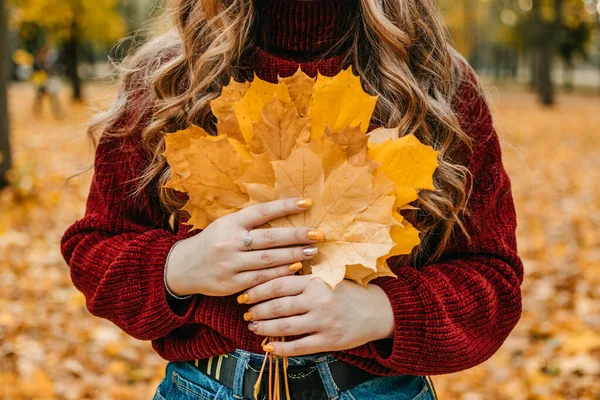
[60,0,523,376]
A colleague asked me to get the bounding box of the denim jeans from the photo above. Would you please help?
[153,349,438,400]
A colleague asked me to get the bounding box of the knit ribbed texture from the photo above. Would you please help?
[60,0,523,376]
[248,47,346,83]
[253,0,355,57]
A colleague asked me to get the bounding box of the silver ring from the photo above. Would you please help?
[243,230,253,251]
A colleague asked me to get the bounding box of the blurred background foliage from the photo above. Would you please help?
[440,0,600,104]
[8,0,128,99]
[0,1,599,399]
[5,0,149,100]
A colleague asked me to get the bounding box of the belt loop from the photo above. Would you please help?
[232,351,250,400]
[314,355,340,400]
[207,356,214,375]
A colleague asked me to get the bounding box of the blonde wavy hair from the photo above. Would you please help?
[86,0,479,269]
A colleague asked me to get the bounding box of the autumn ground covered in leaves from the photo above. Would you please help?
[0,80,599,399]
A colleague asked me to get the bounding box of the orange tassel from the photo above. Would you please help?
[268,339,273,400]
[274,354,280,400]
[254,336,291,400]
[282,337,290,400]
[254,338,270,400]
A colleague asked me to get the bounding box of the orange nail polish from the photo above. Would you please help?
[296,198,312,208]
[263,344,275,352]
[289,262,303,272]
[243,311,252,321]
[307,230,324,241]
[237,293,249,304]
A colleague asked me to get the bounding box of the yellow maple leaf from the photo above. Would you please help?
[163,124,208,192]
[233,73,292,143]
[261,141,399,288]
[368,132,440,206]
[210,77,250,142]
[278,66,316,117]
[309,67,378,140]
[174,135,249,230]
[248,96,310,160]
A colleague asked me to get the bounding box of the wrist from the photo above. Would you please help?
[165,239,192,298]
[368,284,395,340]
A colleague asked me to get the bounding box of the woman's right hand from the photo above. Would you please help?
[164,198,323,299]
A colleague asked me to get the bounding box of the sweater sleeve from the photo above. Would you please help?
[60,109,200,341]
[330,67,524,375]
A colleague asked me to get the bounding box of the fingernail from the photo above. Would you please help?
[289,261,303,272]
[307,230,325,241]
[248,322,258,332]
[296,198,312,208]
[303,247,319,256]
[237,293,249,304]
[263,344,275,352]
[243,311,253,321]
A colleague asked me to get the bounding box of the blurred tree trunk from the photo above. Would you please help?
[598,20,600,93]
[464,0,479,67]
[537,0,564,106]
[0,0,11,188]
[538,37,554,105]
[530,0,540,89]
[65,18,82,101]
[562,61,574,92]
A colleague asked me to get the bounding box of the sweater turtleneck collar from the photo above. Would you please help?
[252,0,358,58]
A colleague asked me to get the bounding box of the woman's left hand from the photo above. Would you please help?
[241,274,395,357]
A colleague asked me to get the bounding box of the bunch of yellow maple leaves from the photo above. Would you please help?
[162,66,439,400]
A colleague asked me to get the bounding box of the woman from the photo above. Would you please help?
[32,45,64,119]
[60,0,523,399]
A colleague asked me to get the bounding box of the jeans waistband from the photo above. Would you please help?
[225,349,338,369]
[197,349,342,399]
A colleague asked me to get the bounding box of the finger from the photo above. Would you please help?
[244,227,324,250]
[236,263,301,290]
[265,334,329,357]
[248,315,315,337]
[244,275,310,304]
[247,295,308,321]
[239,245,318,271]
[235,198,312,229]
